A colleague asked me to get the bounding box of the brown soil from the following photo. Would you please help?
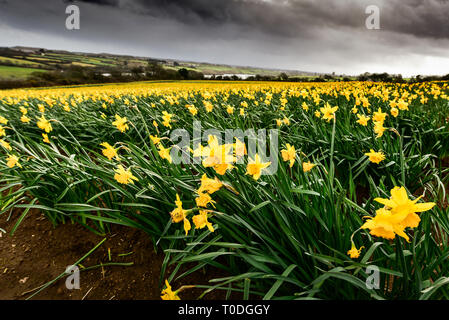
[0,209,231,300]
[354,185,370,205]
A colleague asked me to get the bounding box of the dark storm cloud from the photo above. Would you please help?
[2,0,448,42]
[0,0,448,75]
[120,0,367,38]
[71,0,449,40]
[382,0,449,39]
[66,0,119,6]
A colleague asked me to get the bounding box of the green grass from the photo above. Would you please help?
[0,65,46,80]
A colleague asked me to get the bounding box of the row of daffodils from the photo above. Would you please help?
[0,80,447,300]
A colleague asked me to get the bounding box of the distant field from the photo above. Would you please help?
[0,56,43,67]
[1,48,316,79]
[71,61,96,67]
[28,56,60,63]
[0,65,45,80]
[0,48,318,87]
[165,64,283,76]
[43,53,117,67]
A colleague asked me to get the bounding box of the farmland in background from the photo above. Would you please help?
[0,46,318,87]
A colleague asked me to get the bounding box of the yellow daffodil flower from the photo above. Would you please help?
[161,280,180,300]
[356,114,370,126]
[100,142,119,160]
[0,139,12,151]
[6,155,21,168]
[192,210,215,233]
[246,154,271,180]
[37,115,52,133]
[114,165,138,184]
[112,115,129,133]
[365,149,386,164]
[374,186,435,229]
[42,133,51,144]
[281,144,296,168]
[320,103,338,122]
[347,242,364,259]
[302,161,316,172]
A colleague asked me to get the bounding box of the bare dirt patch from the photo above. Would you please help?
[0,209,230,300]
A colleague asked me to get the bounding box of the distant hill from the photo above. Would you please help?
[0,46,319,81]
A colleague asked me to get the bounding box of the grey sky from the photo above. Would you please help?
[0,0,448,76]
